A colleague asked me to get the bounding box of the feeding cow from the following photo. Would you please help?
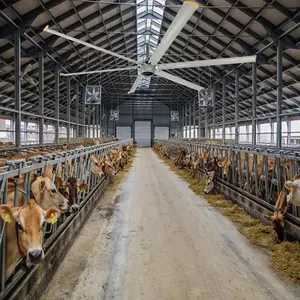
[0,199,61,280]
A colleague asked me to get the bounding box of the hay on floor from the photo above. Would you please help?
[153,149,300,284]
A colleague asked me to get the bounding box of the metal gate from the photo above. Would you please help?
[116,126,131,140]
[134,121,151,147]
[154,127,169,140]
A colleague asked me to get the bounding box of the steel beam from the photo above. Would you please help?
[198,98,201,138]
[14,30,21,148]
[54,64,60,144]
[38,50,44,145]
[287,117,291,145]
[235,69,239,144]
[252,63,257,146]
[87,106,91,138]
[212,84,216,139]
[82,87,86,138]
[222,77,226,144]
[92,107,96,138]
[75,81,79,137]
[189,101,192,138]
[193,98,196,138]
[277,39,283,149]
[66,77,71,144]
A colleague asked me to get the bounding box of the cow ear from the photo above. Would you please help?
[44,207,61,224]
[217,162,223,167]
[0,205,20,222]
[78,183,88,193]
[264,215,273,221]
[55,176,64,189]
[42,165,53,180]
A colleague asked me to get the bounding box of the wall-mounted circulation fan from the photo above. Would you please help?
[85,85,102,104]
[171,110,179,121]
[109,110,119,121]
[43,1,256,94]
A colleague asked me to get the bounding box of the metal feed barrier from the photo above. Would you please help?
[0,139,132,300]
[154,139,300,227]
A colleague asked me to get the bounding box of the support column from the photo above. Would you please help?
[92,107,96,138]
[14,30,21,147]
[252,63,257,146]
[212,84,216,139]
[87,106,91,138]
[66,77,71,144]
[277,39,283,149]
[222,77,226,144]
[75,81,79,137]
[54,64,60,144]
[38,50,44,145]
[235,69,239,144]
[95,105,99,138]
[189,101,192,138]
[193,98,196,138]
[205,107,208,138]
[82,87,86,138]
[183,105,185,138]
[287,117,291,145]
[270,118,274,144]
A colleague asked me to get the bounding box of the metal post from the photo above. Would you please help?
[222,77,226,144]
[235,68,239,144]
[193,98,196,138]
[212,84,216,139]
[252,63,257,146]
[189,101,192,138]
[38,50,44,145]
[14,29,21,147]
[95,105,98,138]
[287,117,291,145]
[75,81,79,137]
[82,87,86,138]
[92,107,96,138]
[54,64,60,144]
[100,104,102,138]
[66,77,71,144]
[204,107,208,138]
[270,118,274,144]
[87,106,91,138]
[277,39,283,149]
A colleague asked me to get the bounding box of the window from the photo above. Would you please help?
[0,117,14,143]
[44,124,55,144]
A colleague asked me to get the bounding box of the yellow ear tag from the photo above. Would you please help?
[290,186,294,192]
[4,213,12,223]
[102,162,105,166]
[50,213,58,224]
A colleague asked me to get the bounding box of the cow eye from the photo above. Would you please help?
[51,189,56,194]
[18,224,24,231]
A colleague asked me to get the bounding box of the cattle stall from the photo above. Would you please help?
[0,139,131,300]
[155,139,300,240]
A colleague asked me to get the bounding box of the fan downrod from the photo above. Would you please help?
[140,64,156,76]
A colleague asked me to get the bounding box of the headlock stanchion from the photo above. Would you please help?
[154,139,300,231]
[0,139,132,300]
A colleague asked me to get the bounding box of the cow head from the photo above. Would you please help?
[284,175,300,206]
[55,177,88,214]
[264,187,288,242]
[31,166,69,212]
[0,199,61,268]
[217,159,231,178]
[204,171,216,194]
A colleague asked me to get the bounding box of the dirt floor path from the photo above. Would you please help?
[41,148,300,300]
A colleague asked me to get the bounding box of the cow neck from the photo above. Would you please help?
[15,220,26,259]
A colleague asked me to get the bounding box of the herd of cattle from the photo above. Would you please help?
[0,139,136,282]
[154,141,300,243]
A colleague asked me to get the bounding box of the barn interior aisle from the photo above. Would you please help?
[41,149,300,300]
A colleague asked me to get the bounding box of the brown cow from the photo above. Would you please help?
[0,199,61,280]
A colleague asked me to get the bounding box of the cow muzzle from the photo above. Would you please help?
[70,204,80,214]
[28,248,44,264]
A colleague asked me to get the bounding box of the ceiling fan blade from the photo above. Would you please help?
[128,73,143,94]
[155,69,203,91]
[60,66,138,77]
[158,55,257,70]
[149,1,199,66]
[43,26,136,64]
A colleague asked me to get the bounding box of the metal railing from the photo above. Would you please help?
[0,139,132,299]
[154,139,300,224]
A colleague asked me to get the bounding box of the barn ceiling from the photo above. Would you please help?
[0,0,299,126]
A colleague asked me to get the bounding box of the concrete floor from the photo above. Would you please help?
[41,148,300,300]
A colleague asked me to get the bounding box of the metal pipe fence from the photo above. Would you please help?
[0,139,132,299]
[154,139,300,224]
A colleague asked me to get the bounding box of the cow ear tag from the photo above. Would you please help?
[290,186,294,192]
[50,213,58,224]
[4,213,13,223]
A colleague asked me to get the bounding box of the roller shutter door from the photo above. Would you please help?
[154,127,169,140]
[116,126,131,140]
[134,121,151,147]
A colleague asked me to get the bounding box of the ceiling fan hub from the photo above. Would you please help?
[140,64,156,76]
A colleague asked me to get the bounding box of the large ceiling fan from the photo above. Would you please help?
[43,0,256,94]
